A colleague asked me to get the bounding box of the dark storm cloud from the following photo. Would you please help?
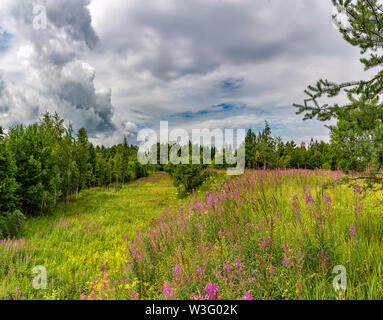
[46,0,99,49]
[104,0,350,82]
[0,0,115,138]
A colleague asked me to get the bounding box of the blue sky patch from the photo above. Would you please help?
[170,103,246,121]
[0,29,12,51]
[220,78,244,91]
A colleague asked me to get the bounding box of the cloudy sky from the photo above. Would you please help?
[0,0,372,146]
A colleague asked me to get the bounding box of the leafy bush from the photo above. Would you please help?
[171,164,208,196]
[0,210,25,239]
[322,162,332,170]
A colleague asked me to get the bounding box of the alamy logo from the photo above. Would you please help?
[332,265,347,294]
[32,265,47,290]
[137,121,246,175]
[33,5,47,30]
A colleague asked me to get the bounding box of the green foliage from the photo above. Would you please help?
[0,139,18,213]
[294,0,383,184]
[170,163,208,196]
[0,112,153,237]
[0,210,25,239]
[244,122,336,170]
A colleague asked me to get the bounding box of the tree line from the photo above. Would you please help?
[0,113,367,238]
[152,121,361,196]
[0,112,150,238]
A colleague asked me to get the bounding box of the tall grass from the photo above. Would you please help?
[125,169,383,300]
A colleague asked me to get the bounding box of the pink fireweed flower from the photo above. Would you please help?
[244,291,253,300]
[223,263,232,271]
[319,249,328,267]
[282,256,291,267]
[353,183,361,194]
[163,282,174,299]
[218,231,223,237]
[196,265,203,276]
[248,277,256,284]
[131,292,139,300]
[225,231,231,238]
[234,257,244,268]
[172,263,182,276]
[349,225,356,236]
[204,282,219,300]
[305,193,314,205]
[258,235,272,250]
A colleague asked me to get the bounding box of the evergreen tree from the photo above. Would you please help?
[0,137,18,213]
[75,128,91,193]
[294,0,383,186]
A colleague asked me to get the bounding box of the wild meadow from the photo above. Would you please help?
[1,168,383,300]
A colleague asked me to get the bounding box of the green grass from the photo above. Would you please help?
[0,172,191,299]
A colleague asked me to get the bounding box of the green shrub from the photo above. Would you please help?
[0,210,25,239]
[322,162,332,170]
[171,164,208,196]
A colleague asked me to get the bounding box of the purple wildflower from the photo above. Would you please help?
[349,225,356,236]
[353,184,361,194]
[204,282,219,300]
[131,292,139,300]
[305,193,314,205]
[282,256,291,267]
[244,291,253,300]
[163,282,174,299]
[223,263,232,271]
[172,263,182,276]
[196,265,203,276]
[234,257,244,268]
